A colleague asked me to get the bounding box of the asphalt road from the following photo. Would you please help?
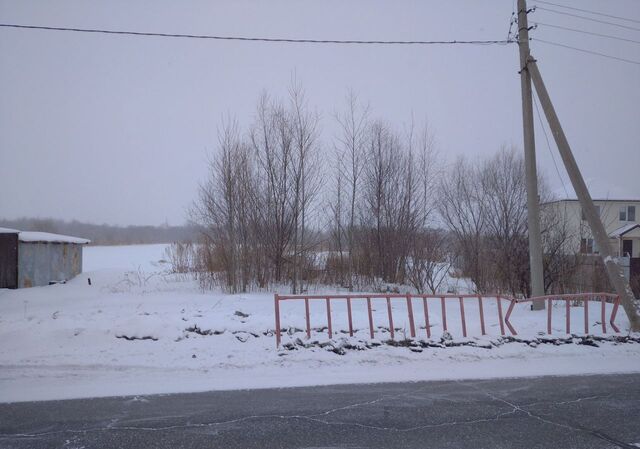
[1,373,639,449]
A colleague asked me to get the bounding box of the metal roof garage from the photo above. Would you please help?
[0,228,90,289]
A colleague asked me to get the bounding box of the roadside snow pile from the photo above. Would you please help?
[0,244,639,403]
[279,334,640,355]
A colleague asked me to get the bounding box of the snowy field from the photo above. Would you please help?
[0,244,639,403]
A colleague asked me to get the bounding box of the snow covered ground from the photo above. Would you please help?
[0,244,639,403]
[83,243,170,272]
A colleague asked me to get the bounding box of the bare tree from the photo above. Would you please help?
[480,148,529,296]
[288,81,323,293]
[191,119,253,292]
[334,91,370,290]
[438,157,489,292]
[415,122,440,228]
[362,121,406,283]
[403,120,442,292]
[328,150,346,285]
[406,228,450,294]
[541,202,580,293]
[250,93,295,286]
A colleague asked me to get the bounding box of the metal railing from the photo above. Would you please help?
[274,292,622,347]
[274,293,512,347]
[504,292,621,335]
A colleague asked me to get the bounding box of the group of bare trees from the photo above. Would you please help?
[439,150,532,296]
[191,86,576,296]
[329,93,442,292]
[438,149,585,297]
[191,84,322,293]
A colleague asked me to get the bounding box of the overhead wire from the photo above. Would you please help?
[532,93,569,199]
[534,22,640,45]
[0,23,514,45]
[531,37,640,65]
[534,6,640,32]
[534,0,640,24]
[529,6,640,66]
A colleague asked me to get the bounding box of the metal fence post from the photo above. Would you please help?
[386,296,394,339]
[406,294,416,338]
[274,293,281,347]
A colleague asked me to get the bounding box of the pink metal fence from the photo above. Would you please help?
[274,293,511,347]
[274,292,623,347]
[503,292,621,335]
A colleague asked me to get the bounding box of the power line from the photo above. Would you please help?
[534,22,640,45]
[532,92,569,199]
[535,0,640,24]
[532,37,640,65]
[534,6,640,32]
[0,23,514,46]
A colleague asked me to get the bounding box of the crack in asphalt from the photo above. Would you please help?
[518,393,616,410]
[457,381,636,449]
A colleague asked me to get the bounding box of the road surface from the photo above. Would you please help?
[1,373,639,448]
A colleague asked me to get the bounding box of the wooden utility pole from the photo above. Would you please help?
[517,0,545,308]
[527,57,640,331]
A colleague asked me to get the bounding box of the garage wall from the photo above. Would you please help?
[18,242,82,288]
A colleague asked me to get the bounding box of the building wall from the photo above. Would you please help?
[18,242,83,288]
[544,200,640,257]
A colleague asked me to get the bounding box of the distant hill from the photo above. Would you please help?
[0,217,200,246]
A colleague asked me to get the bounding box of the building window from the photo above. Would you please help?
[580,238,596,254]
[581,205,600,221]
[620,205,636,222]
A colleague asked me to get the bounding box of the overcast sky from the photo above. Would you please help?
[1,0,638,226]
